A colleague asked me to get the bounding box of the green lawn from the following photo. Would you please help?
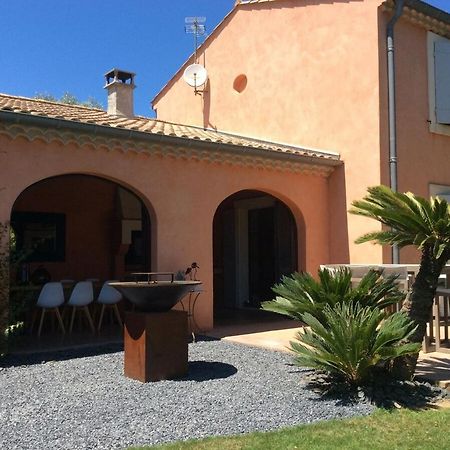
[132,407,450,450]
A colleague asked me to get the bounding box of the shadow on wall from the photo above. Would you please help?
[202,79,216,130]
[328,164,350,263]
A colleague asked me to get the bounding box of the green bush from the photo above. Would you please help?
[0,223,29,355]
[291,303,421,384]
[261,268,405,324]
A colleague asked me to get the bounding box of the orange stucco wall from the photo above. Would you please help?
[382,16,450,263]
[153,0,386,264]
[0,132,331,329]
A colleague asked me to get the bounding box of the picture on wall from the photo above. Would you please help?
[11,211,66,262]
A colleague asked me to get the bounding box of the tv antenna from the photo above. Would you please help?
[184,16,206,63]
[184,16,208,95]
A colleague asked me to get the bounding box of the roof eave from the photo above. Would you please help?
[0,110,341,168]
[383,0,450,38]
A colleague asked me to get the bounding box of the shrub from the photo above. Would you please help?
[0,223,28,355]
[261,268,405,325]
[0,223,9,355]
[291,302,421,385]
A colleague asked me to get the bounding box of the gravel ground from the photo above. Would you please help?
[0,340,375,450]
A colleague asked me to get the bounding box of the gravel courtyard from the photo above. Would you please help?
[0,340,374,449]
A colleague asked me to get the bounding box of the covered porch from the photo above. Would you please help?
[0,94,341,352]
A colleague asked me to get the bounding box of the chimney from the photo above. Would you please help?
[104,69,135,117]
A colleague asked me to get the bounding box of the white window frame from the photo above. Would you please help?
[430,183,450,200]
[427,31,450,137]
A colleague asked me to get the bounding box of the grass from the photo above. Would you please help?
[132,407,450,450]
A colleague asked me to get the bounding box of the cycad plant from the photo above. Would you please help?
[350,186,450,378]
[262,267,405,324]
[291,303,420,385]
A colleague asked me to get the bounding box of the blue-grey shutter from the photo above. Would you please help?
[434,39,450,124]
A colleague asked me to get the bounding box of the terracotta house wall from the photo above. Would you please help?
[12,175,117,282]
[153,0,385,264]
[395,20,450,197]
[0,133,331,329]
[385,17,450,263]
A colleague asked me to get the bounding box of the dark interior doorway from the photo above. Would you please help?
[11,174,151,283]
[213,191,297,316]
[248,207,275,307]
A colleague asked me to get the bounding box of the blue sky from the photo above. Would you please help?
[0,0,448,117]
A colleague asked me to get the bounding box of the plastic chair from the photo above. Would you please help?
[97,281,123,331]
[67,281,95,333]
[33,282,66,336]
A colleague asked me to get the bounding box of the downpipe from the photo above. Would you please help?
[387,0,404,264]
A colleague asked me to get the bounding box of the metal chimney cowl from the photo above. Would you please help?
[104,69,136,118]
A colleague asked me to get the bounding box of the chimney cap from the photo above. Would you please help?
[104,68,136,87]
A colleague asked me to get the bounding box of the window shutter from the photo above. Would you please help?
[434,39,450,124]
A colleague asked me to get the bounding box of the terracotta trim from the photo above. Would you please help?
[383,0,450,38]
[0,122,338,177]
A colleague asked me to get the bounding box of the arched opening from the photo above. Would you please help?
[213,190,298,319]
[10,174,152,284]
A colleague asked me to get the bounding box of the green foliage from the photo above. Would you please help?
[262,267,405,324]
[291,303,420,384]
[262,267,419,384]
[34,91,103,109]
[141,409,450,450]
[0,223,31,355]
[350,185,450,378]
[350,185,450,259]
[0,223,10,354]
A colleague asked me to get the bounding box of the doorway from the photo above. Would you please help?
[213,191,298,316]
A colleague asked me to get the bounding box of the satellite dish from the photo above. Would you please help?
[183,64,208,88]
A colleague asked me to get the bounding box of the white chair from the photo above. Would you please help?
[97,281,123,331]
[34,282,66,336]
[67,281,95,333]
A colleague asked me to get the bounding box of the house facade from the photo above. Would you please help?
[2,0,450,333]
[0,71,339,330]
[153,0,450,265]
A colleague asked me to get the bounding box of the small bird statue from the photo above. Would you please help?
[185,262,200,280]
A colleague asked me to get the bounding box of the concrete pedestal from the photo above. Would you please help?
[124,310,188,382]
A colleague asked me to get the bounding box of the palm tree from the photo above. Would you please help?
[350,185,450,378]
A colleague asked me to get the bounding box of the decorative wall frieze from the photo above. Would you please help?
[0,122,336,177]
[383,1,450,38]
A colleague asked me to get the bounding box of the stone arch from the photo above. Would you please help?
[212,188,302,316]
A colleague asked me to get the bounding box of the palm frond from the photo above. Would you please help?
[290,302,420,384]
[261,267,404,324]
[350,185,450,254]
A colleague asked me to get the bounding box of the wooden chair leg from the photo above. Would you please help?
[29,308,38,334]
[50,312,56,332]
[113,304,122,326]
[61,306,68,323]
[97,304,105,332]
[55,307,65,334]
[69,307,76,333]
[84,306,96,334]
[37,309,46,337]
